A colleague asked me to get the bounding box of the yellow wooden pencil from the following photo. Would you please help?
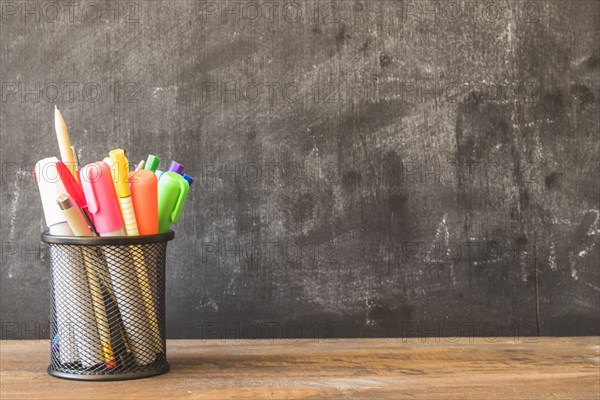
[54,106,79,183]
[71,146,80,180]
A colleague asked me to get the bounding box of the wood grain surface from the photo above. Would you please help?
[1,337,599,399]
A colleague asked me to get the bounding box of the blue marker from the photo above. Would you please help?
[52,334,60,351]
[182,173,193,186]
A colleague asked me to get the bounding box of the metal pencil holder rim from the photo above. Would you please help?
[41,230,175,245]
[42,230,175,381]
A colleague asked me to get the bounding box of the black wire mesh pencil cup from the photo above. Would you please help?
[41,231,174,381]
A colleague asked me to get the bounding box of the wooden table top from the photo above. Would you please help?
[1,337,598,399]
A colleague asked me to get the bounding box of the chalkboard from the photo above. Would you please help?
[1,0,598,340]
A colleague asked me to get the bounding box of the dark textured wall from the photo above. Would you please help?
[1,1,598,340]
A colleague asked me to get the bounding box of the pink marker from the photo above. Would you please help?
[80,161,126,236]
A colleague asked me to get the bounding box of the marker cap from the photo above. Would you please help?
[35,157,70,228]
[167,160,184,175]
[182,173,194,186]
[129,169,159,235]
[81,162,124,234]
[145,155,160,172]
[157,172,189,233]
[109,149,131,197]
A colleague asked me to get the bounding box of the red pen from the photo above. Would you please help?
[56,161,95,232]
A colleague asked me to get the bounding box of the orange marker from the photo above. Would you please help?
[129,169,158,235]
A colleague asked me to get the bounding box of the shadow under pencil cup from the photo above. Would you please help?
[41,230,174,381]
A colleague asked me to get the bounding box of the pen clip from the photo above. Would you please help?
[170,177,189,223]
[81,171,99,214]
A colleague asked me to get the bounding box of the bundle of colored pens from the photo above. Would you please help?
[36,107,189,380]
[36,106,192,238]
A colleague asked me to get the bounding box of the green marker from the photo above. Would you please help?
[157,171,190,233]
[145,154,160,172]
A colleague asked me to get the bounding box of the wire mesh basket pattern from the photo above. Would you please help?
[42,231,174,381]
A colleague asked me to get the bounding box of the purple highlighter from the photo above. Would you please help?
[167,161,184,175]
